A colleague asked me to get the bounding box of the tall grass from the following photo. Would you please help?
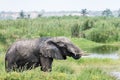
[84,20,120,42]
[77,68,115,80]
[0,16,120,43]
[0,58,118,80]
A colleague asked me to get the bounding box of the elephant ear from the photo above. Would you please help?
[39,41,65,60]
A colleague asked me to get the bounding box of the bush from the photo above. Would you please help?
[81,19,95,31]
[85,23,120,43]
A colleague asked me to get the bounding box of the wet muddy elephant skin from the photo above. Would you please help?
[5,37,82,72]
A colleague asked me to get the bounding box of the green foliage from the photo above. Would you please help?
[71,23,80,37]
[81,19,95,31]
[85,21,120,43]
[0,33,7,44]
[81,9,88,16]
[0,16,120,43]
[19,10,25,18]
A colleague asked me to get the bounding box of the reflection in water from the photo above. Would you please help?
[83,53,119,59]
[83,45,120,59]
[90,45,119,54]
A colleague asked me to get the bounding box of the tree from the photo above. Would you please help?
[81,9,88,16]
[28,14,30,18]
[38,9,45,18]
[38,14,42,17]
[102,9,113,17]
[117,8,120,17]
[19,10,25,18]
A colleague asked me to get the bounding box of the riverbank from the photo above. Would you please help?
[71,38,120,53]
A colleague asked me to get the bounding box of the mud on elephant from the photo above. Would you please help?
[5,37,83,72]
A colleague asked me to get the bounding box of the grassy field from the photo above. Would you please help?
[0,55,119,80]
[0,16,120,80]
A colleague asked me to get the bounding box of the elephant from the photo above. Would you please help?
[5,37,82,72]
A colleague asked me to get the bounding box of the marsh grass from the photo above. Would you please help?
[71,38,102,52]
[0,58,119,80]
[77,67,116,80]
[54,64,75,74]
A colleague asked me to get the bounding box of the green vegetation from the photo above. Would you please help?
[0,16,120,80]
[0,16,120,43]
[0,56,118,80]
[71,23,80,37]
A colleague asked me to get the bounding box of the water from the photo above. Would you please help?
[83,53,119,59]
[83,45,120,59]
[83,45,120,78]
[90,45,119,54]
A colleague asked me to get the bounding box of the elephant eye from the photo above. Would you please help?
[56,42,61,44]
[75,50,78,53]
[57,42,65,47]
[76,49,80,53]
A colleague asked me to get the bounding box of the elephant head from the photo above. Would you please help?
[39,37,82,60]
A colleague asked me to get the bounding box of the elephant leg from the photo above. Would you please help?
[5,59,17,72]
[5,53,18,72]
[15,60,39,71]
[25,62,40,70]
[39,56,53,72]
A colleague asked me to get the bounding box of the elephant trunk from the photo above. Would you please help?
[66,44,83,59]
[72,54,82,59]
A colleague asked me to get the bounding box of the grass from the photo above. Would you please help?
[0,57,119,80]
[71,38,102,52]
[1,46,119,80]
[78,68,115,80]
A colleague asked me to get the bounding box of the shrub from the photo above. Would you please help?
[85,23,119,43]
[81,19,95,31]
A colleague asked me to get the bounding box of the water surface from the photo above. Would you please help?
[90,45,119,54]
[83,45,120,59]
[83,53,119,59]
